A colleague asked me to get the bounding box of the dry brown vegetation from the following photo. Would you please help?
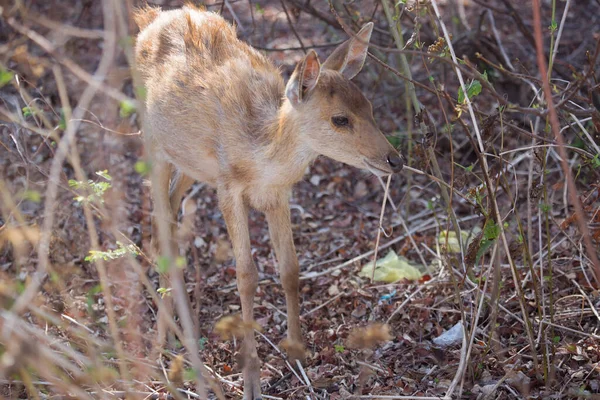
[1,0,600,399]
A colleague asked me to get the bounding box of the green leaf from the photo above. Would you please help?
[69,171,112,204]
[119,100,137,118]
[483,220,500,240]
[59,109,67,130]
[88,284,103,296]
[157,256,170,274]
[85,241,139,262]
[334,344,345,353]
[0,68,14,88]
[458,80,482,104]
[15,280,26,294]
[475,237,495,264]
[386,135,401,148]
[22,190,41,203]
[96,170,112,181]
[176,256,187,269]
[539,202,551,213]
[22,107,38,118]
[552,335,560,343]
[134,160,151,176]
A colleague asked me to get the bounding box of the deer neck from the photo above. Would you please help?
[261,100,318,185]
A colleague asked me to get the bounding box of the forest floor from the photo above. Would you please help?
[1,0,600,399]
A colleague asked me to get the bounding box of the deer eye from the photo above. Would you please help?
[332,116,350,127]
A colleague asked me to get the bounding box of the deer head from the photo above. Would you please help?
[284,23,404,176]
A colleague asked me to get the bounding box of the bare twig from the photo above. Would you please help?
[371,174,392,281]
[531,0,600,284]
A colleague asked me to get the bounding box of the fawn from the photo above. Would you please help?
[134,5,403,399]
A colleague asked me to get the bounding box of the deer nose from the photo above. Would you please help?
[387,152,404,173]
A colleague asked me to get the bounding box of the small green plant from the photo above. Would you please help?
[157,287,172,298]
[549,19,558,34]
[539,202,551,213]
[457,79,482,104]
[552,335,560,344]
[119,100,136,118]
[334,344,345,353]
[22,106,36,118]
[590,154,600,169]
[69,170,112,204]
[58,109,67,130]
[156,256,170,274]
[134,160,151,176]
[21,190,41,203]
[0,68,14,88]
[474,220,501,263]
[85,241,139,262]
[175,256,187,269]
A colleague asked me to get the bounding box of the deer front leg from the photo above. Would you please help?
[265,200,304,364]
[218,189,262,400]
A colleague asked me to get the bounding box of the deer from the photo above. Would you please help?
[134,4,404,399]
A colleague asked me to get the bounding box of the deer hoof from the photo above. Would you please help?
[280,338,306,365]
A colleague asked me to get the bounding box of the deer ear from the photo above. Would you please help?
[322,22,373,80]
[285,50,321,106]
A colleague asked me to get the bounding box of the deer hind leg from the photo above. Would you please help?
[218,189,262,400]
[149,158,177,346]
[152,164,197,347]
[168,169,197,336]
[265,200,304,364]
[150,160,173,257]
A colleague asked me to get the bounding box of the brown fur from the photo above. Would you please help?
[136,7,403,400]
[133,5,161,30]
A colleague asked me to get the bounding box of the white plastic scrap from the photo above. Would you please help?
[432,322,464,347]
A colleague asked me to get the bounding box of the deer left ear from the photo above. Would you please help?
[285,50,321,106]
[322,22,373,80]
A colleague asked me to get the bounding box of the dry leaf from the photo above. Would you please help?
[214,315,261,340]
[168,354,185,386]
[347,323,392,349]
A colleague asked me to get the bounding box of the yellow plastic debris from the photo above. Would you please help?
[359,250,423,282]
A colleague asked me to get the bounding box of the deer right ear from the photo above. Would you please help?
[322,22,373,80]
[285,50,321,106]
